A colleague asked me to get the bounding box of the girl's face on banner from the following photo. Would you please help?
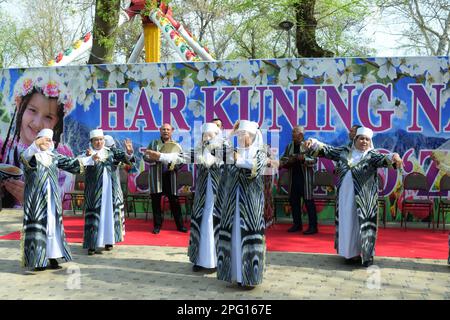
[21,93,59,145]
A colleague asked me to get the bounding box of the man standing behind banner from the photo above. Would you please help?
[82,129,134,255]
[144,123,188,234]
[280,126,318,235]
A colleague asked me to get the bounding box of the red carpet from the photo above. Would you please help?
[1,216,448,260]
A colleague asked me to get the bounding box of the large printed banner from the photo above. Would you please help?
[0,57,449,217]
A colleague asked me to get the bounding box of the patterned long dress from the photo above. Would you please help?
[187,146,223,266]
[20,152,85,269]
[82,147,132,250]
[216,149,268,286]
[310,144,396,264]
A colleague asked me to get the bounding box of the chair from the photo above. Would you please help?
[378,173,387,228]
[176,170,194,222]
[437,174,450,231]
[63,173,85,215]
[273,171,290,222]
[126,171,151,220]
[401,172,434,230]
[119,167,130,217]
[312,170,336,216]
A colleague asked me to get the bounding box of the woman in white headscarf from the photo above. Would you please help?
[216,120,268,288]
[81,129,134,255]
[188,123,225,272]
[304,127,403,267]
[20,129,92,271]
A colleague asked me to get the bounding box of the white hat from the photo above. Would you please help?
[89,129,104,140]
[104,135,115,147]
[202,123,220,134]
[355,127,374,139]
[235,120,258,135]
[36,128,53,140]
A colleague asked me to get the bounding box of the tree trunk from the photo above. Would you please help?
[88,0,121,64]
[294,0,334,57]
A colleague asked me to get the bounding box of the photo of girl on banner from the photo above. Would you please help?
[0,71,75,208]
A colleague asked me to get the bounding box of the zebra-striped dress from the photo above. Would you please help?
[20,152,84,269]
[216,149,268,286]
[82,147,131,250]
[310,144,395,264]
[187,146,223,267]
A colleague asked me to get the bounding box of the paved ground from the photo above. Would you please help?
[0,209,449,300]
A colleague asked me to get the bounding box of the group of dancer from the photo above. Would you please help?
[23,114,444,290]
[20,128,134,270]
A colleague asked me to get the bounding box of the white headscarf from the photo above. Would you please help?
[350,127,374,166]
[234,120,264,158]
[104,135,115,148]
[352,127,374,151]
[89,129,104,140]
[88,129,108,160]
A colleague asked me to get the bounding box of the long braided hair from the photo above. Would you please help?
[1,89,65,167]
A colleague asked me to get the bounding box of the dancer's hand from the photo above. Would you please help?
[392,153,403,168]
[145,149,161,161]
[86,149,93,156]
[303,139,314,150]
[124,139,133,155]
[92,153,101,162]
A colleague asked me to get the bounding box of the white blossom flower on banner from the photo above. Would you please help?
[239,67,257,87]
[369,90,387,112]
[187,99,204,117]
[277,59,300,86]
[214,61,228,78]
[393,99,407,118]
[82,92,95,112]
[375,57,400,80]
[250,90,260,110]
[159,64,177,87]
[126,86,142,119]
[1,69,11,103]
[181,75,195,97]
[398,58,426,76]
[106,64,127,87]
[355,71,377,91]
[251,61,268,85]
[194,62,216,83]
[297,104,305,121]
[230,90,240,107]
[146,76,163,107]
[227,61,249,79]
[340,63,355,84]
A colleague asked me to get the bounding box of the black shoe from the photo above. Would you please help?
[34,267,46,272]
[362,257,374,268]
[303,228,318,235]
[88,249,95,256]
[105,245,113,251]
[238,283,256,290]
[192,265,203,272]
[49,259,62,270]
[287,225,302,233]
[153,227,161,234]
[177,226,188,233]
[345,256,362,265]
